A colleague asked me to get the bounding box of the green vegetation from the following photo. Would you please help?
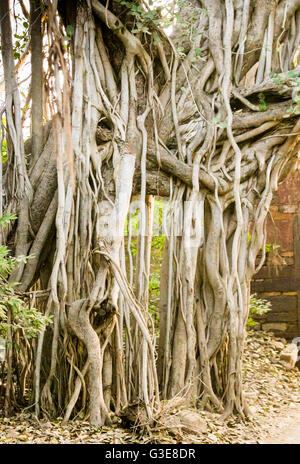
[248,294,272,327]
[0,214,52,340]
[270,70,300,116]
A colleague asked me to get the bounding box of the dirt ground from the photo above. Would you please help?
[0,330,300,444]
[261,403,300,444]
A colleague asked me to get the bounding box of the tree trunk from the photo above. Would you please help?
[1,0,300,424]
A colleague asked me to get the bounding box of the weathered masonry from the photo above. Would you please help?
[251,168,300,340]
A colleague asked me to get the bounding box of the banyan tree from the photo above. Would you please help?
[1,0,300,426]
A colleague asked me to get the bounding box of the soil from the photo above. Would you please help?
[0,329,300,444]
[261,403,300,444]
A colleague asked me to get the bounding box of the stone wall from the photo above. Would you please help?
[251,167,300,340]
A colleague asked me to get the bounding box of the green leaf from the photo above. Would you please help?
[288,70,298,78]
[66,25,74,37]
[0,214,17,226]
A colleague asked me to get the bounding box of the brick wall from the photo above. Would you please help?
[251,168,300,340]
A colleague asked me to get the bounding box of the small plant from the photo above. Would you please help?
[1,138,7,164]
[248,293,271,327]
[0,215,52,341]
[258,92,267,111]
[270,70,300,115]
[112,0,205,41]
[12,17,29,60]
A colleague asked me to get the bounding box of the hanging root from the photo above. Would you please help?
[1,0,300,424]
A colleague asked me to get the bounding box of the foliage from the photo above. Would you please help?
[270,70,300,116]
[112,0,206,42]
[149,270,160,325]
[149,200,166,325]
[13,19,29,60]
[1,117,7,164]
[258,93,267,111]
[265,243,280,254]
[247,233,280,255]
[247,293,272,327]
[112,0,166,34]
[1,139,7,164]
[125,199,166,325]
[0,215,52,340]
[0,6,29,67]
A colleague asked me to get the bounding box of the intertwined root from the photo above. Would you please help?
[1,0,300,423]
